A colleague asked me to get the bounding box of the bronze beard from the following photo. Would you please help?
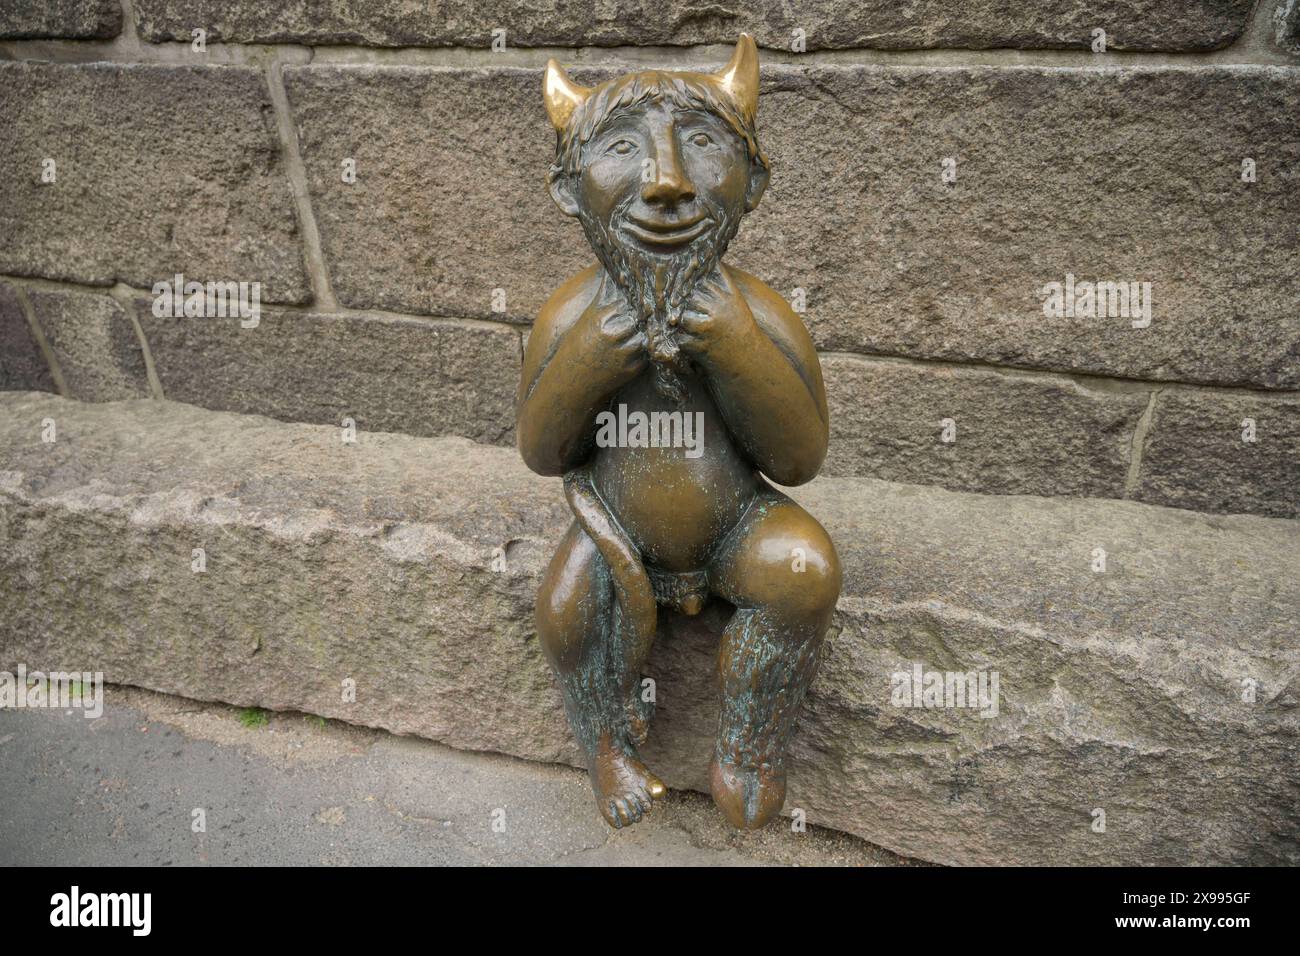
[576,193,743,405]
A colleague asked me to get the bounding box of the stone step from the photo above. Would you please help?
[1,391,1296,865]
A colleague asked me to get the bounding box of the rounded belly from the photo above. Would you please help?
[590,373,758,570]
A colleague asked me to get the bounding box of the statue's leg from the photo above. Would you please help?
[536,520,666,827]
[706,494,841,829]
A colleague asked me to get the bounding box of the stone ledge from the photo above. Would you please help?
[1,392,1296,865]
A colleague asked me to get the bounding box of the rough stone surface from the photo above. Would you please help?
[1132,389,1300,519]
[1278,0,1300,54]
[283,66,556,323]
[747,66,1300,392]
[822,354,1147,498]
[286,64,1300,390]
[0,0,121,39]
[2,393,1296,866]
[28,289,149,402]
[136,305,520,444]
[133,0,1254,51]
[0,283,54,393]
[0,61,309,303]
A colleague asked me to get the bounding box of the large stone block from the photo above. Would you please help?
[0,284,54,393]
[744,66,1300,392]
[0,62,310,303]
[133,0,1253,51]
[283,66,560,322]
[1132,389,1300,518]
[2,393,1295,866]
[822,355,1147,499]
[0,0,121,39]
[285,64,1300,389]
[28,289,150,402]
[136,305,520,444]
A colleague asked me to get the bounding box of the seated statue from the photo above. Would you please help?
[517,35,841,830]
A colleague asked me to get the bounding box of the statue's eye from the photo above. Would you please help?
[688,132,713,148]
[607,139,635,156]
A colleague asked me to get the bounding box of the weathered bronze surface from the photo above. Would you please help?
[517,35,840,830]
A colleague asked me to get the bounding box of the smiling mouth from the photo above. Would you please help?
[623,215,712,247]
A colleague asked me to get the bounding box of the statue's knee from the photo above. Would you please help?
[747,508,841,622]
[536,528,603,668]
[783,533,840,621]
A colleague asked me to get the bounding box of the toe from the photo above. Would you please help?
[646,774,667,800]
[614,798,632,826]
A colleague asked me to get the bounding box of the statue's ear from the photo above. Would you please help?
[543,60,587,218]
[547,168,581,218]
[745,160,770,212]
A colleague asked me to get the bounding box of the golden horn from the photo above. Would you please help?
[715,33,760,120]
[543,58,591,131]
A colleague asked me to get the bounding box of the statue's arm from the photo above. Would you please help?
[684,268,829,486]
[516,269,647,476]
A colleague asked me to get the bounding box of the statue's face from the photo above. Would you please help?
[577,101,752,257]
[543,40,767,402]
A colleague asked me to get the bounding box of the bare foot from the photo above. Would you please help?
[590,735,667,828]
[709,756,786,829]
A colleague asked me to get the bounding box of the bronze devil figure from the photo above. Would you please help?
[517,35,840,830]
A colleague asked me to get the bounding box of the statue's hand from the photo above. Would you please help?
[577,295,649,386]
[677,268,758,363]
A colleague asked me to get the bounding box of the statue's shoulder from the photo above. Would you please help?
[526,265,602,367]
[725,265,808,338]
[537,264,602,335]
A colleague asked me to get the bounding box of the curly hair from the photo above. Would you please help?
[551,70,769,180]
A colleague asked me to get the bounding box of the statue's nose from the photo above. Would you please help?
[641,138,695,206]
